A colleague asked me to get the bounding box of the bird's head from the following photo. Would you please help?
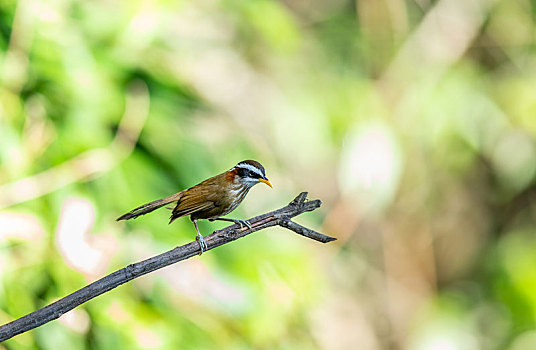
[230,160,272,189]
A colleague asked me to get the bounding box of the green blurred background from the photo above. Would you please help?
[1,0,536,348]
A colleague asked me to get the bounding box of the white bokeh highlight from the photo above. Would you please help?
[56,197,115,276]
[339,123,403,211]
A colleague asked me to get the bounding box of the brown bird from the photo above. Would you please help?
[116,160,272,254]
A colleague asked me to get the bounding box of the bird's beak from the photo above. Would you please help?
[259,178,273,188]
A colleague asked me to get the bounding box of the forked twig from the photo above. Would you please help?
[0,192,335,342]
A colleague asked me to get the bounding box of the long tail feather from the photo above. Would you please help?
[116,193,181,221]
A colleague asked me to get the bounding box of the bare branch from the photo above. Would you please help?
[0,192,335,342]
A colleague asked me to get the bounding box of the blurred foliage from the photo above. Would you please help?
[1,0,536,349]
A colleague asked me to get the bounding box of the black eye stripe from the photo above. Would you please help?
[236,166,262,178]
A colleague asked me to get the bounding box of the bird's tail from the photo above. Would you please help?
[116,192,182,221]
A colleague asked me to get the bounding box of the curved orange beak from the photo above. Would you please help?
[259,178,273,188]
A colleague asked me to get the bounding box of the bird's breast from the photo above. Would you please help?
[218,185,250,217]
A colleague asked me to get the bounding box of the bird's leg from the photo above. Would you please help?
[211,217,253,230]
[193,220,207,255]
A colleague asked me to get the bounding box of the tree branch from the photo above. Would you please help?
[0,192,335,342]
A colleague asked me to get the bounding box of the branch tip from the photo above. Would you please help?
[279,219,336,243]
[303,199,321,212]
[291,192,308,206]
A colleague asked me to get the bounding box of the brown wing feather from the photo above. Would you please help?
[169,173,226,223]
[170,202,214,221]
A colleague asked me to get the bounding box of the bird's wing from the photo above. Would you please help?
[169,176,223,223]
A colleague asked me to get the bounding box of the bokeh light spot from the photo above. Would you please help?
[339,122,403,211]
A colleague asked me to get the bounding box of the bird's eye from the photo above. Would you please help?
[236,167,260,179]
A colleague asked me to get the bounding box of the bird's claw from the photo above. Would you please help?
[235,219,252,230]
[196,234,208,255]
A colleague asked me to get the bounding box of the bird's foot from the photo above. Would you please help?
[234,219,252,230]
[211,217,253,230]
[196,234,208,255]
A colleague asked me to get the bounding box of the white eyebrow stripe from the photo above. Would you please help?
[235,163,264,178]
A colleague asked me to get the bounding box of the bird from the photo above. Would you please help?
[116,160,272,254]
